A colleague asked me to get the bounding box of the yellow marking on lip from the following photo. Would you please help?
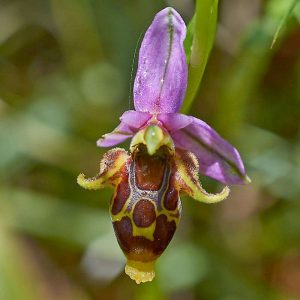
[111,197,157,241]
[110,154,181,241]
[132,220,156,242]
[111,193,181,241]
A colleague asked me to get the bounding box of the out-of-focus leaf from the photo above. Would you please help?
[0,225,39,300]
[271,0,300,47]
[183,15,195,65]
[262,203,300,254]
[189,234,289,300]
[214,0,299,138]
[50,0,103,71]
[182,0,218,113]
[157,243,208,292]
[81,233,125,282]
[199,248,288,300]
[1,186,111,247]
[80,62,124,106]
[0,221,91,300]
[240,125,300,201]
[271,0,300,48]
[0,113,96,176]
[135,281,164,300]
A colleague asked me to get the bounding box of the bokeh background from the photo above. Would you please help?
[0,0,300,299]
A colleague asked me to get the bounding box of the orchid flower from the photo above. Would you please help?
[78,7,250,284]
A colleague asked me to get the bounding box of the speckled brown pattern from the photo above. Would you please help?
[110,145,181,263]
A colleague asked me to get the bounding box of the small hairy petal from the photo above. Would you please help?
[133,7,187,113]
[97,110,151,147]
[174,149,230,203]
[172,117,248,185]
[77,148,128,189]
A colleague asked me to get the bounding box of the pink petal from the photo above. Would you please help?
[133,7,187,114]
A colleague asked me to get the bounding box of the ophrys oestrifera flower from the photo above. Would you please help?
[78,7,249,284]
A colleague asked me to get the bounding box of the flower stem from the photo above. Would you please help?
[181,0,219,114]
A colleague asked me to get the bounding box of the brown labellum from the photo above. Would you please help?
[77,128,230,284]
[110,145,181,283]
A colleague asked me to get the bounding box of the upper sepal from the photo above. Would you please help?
[133,7,187,114]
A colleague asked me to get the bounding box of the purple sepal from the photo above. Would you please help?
[172,117,247,185]
[97,110,151,147]
[133,7,187,114]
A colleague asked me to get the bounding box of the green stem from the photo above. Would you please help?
[181,0,219,114]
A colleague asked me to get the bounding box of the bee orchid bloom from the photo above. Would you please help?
[78,7,249,284]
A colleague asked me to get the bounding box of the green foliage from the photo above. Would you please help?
[271,0,300,47]
[182,0,219,113]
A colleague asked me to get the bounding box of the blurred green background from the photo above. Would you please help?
[0,0,300,299]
